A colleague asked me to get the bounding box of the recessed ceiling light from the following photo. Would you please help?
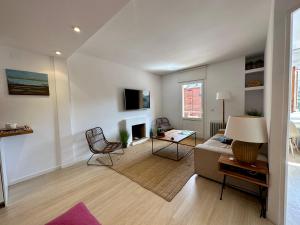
[55,51,62,55]
[73,26,81,33]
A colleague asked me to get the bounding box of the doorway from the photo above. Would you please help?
[287,7,300,225]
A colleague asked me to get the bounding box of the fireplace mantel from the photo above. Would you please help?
[123,116,150,145]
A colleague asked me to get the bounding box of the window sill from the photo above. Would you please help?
[182,117,203,121]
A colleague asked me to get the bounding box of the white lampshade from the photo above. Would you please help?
[216,91,230,100]
[225,116,268,143]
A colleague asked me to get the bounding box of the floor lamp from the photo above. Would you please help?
[216,91,230,127]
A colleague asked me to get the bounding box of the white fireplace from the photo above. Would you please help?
[123,116,150,145]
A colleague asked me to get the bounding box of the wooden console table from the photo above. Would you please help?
[218,154,269,218]
[0,127,33,207]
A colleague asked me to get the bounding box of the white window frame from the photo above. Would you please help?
[181,80,204,121]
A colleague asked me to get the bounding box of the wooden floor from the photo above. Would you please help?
[0,158,274,225]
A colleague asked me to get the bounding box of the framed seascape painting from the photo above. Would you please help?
[5,69,50,96]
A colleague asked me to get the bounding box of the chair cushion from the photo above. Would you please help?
[45,202,101,225]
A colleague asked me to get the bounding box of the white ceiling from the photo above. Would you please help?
[78,0,271,74]
[0,0,129,57]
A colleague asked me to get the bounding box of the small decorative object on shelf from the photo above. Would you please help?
[246,110,262,117]
[0,125,33,138]
[246,80,262,87]
[254,59,264,68]
[157,127,165,137]
[5,123,17,129]
[245,61,254,70]
[245,55,264,70]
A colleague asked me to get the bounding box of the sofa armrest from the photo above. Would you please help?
[194,146,225,182]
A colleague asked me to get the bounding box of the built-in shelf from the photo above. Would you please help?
[245,86,264,91]
[245,67,264,74]
[245,54,265,115]
[0,128,33,138]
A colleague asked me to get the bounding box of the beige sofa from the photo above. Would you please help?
[194,133,268,194]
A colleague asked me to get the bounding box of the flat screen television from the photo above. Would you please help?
[124,89,150,110]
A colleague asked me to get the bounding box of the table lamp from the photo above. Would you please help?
[216,91,230,127]
[224,116,268,163]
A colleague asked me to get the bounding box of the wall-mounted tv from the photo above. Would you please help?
[124,89,150,110]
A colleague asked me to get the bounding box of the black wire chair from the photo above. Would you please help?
[156,117,173,132]
[85,127,124,166]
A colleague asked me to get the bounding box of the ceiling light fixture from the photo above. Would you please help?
[55,51,62,55]
[73,26,81,33]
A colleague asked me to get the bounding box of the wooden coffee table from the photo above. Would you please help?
[151,129,196,161]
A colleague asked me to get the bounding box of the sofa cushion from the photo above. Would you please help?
[195,134,268,162]
[213,136,233,145]
[45,202,101,225]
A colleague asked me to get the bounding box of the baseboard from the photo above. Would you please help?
[131,137,149,146]
[8,154,91,186]
[61,160,75,168]
[75,153,91,163]
[8,165,60,186]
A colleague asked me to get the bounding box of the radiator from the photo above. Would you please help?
[210,121,226,137]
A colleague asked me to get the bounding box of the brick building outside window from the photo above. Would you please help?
[182,82,203,119]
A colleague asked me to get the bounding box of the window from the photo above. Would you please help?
[182,81,203,119]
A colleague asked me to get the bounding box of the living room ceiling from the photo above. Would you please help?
[0,0,129,57]
[77,0,271,75]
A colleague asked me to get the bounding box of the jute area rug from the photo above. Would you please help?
[107,138,203,202]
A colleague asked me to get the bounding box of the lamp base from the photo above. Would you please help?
[231,140,260,164]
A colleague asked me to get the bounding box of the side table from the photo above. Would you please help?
[218,154,269,218]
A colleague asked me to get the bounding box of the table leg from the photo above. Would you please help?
[220,175,226,200]
[177,143,179,160]
[152,137,153,154]
[259,186,267,218]
[194,132,197,146]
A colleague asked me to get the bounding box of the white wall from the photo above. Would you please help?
[0,46,59,184]
[161,67,207,137]
[205,57,245,137]
[52,58,75,167]
[0,46,73,185]
[0,46,161,185]
[162,57,245,139]
[68,53,162,160]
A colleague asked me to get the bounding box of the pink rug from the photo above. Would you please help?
[45,202,101,225]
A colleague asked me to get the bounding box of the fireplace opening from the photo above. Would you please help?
[132,123,146,141]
